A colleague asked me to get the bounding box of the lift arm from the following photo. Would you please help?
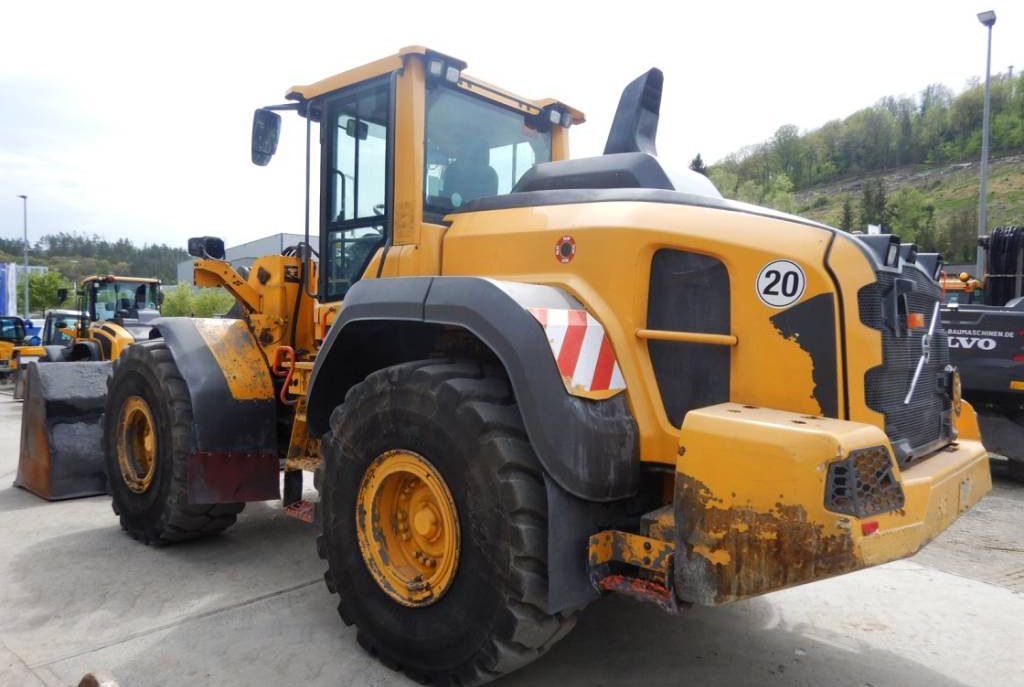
[193,259,262,314]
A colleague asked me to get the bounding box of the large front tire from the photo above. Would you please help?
[317,360,576,685]
[103,339,243,544]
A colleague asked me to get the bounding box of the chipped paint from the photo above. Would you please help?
[674,474,860,605]
[192,319,274,401]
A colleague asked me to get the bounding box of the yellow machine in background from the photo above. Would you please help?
[0,316,27,380]
[96,47,989,685]
[15,274,162,500]
[9,308,78,399]
[59,274,162,361]
[940,271,985,304]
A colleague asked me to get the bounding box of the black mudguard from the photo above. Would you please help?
[151,318,279,502]
[307,277,640,503]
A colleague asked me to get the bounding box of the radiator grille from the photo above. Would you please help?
[858,265,953,466]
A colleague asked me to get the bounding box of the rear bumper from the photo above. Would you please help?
[672,403,991,605]
[858,439,990,566]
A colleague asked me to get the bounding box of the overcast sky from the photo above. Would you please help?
[2,0,1022,250]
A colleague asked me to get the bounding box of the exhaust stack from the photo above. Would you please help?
[603,68,663,156]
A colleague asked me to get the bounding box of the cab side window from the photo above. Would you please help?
[322,78,391,302]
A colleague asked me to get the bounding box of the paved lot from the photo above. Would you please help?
[1,389,1022,687]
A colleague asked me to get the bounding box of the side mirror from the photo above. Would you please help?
[252,108,281,166]
[345,118,369,140]
[188,236,226,260]
[57,288,68,304]
[157,291,165,306]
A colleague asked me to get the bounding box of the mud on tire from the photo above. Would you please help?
[103,339,243,544]
[317,360,577,686]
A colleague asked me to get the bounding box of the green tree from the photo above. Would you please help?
[193,288,236,317]
[689,153,709,176]
[160,283,196,316]
[839,196,855,232]
[160,283,236,317]
[15,270,75,313]
[944,207,978,262]
[858,178,892,229]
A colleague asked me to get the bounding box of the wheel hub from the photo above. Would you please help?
[355,450,460,606]
[116,396,157,494]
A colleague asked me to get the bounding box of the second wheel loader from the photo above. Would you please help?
[100,47,989,684]
[15,274,162,500]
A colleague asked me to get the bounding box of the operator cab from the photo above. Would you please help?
[82,276,162,325]
[253,47,582,303]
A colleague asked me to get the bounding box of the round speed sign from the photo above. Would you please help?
[756,260,806,308]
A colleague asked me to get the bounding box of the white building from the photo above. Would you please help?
[176,233,318,286]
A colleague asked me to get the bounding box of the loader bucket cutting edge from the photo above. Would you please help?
[15,361,113,500]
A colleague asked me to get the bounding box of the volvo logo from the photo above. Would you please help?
[948,336,997,350]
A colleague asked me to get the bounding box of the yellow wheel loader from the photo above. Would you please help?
[15,275,161,500]
[0,316,27,380]
[100,47,990,684]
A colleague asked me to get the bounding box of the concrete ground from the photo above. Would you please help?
[1,389,1022,687]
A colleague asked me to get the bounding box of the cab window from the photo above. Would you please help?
[424,86,551,218]
[0,318,24,344]
[321,78,391,302]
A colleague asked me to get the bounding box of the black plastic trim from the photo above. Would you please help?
[307,277,641,502]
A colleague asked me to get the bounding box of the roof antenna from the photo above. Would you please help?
[603,68,663,156]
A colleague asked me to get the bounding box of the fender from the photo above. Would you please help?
[306,276,640,502]
[151,317,279,502]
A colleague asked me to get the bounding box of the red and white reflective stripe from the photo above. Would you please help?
[527,307,626,393]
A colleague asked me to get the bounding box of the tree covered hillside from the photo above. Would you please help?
[0,232,187,284]
[703,71,1024,261]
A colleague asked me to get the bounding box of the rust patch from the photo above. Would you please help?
[674,474,860,605]
[597,575,681,614]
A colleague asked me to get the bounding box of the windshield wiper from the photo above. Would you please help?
[903,300,942,405]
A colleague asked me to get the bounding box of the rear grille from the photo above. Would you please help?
[858,265,953,467]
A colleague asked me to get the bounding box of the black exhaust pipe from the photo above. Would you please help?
[603,68,663,156]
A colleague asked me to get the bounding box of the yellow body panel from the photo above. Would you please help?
[0,342,13,371]
[84,321,137,361]
[441,201,855,464]
[193,319,275,401]
[10,345,46,369]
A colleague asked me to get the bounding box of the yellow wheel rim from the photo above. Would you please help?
[117,396,158,494]
[356,450,460,607]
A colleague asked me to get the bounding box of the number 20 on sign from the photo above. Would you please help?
[756,260,806,308]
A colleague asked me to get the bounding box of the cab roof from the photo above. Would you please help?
[285,46,584,124]
[81,275,161,286]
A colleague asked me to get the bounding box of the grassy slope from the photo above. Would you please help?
[792,153,1024,229]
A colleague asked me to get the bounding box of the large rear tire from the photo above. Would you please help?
[317,360,576,685]
[103,339,244,544]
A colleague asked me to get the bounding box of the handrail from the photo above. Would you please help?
[634,328,738,347]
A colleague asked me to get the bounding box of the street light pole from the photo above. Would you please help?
[976,10,996,279]
[16,194,28,319]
